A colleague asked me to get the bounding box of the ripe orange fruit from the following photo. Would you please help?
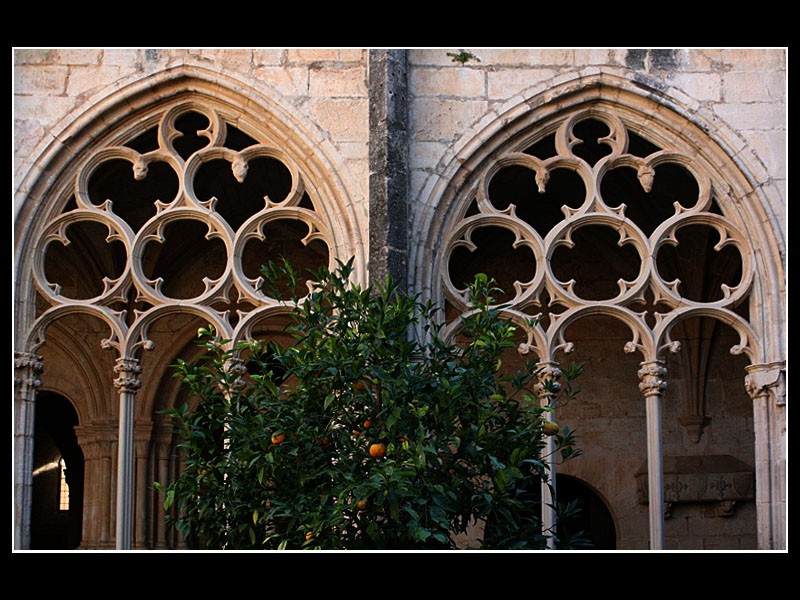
[355,499,368,511]
[363,420,373,429]
[369,443,387,458]
[305,532,314,541]
[542,421,560,436]
[271,432,286,444]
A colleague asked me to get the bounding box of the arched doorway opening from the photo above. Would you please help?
[31,392,84,549]
[556,474,616,550]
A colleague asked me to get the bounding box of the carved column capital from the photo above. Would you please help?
[14,351,44,393]
[744,361,786,406]
[113,357,142,395]
[638,360,667,398]
[226,356,249,392]
[533,361,561,405]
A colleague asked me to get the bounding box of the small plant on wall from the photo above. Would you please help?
[156,258,585,549]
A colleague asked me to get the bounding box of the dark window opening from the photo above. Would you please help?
[556,475,616,550]
[31,392,84,549]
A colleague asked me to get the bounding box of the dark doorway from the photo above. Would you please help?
[31,392,84,549]
[556,474,616,549]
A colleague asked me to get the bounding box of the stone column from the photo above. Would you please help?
[75,425,117,548]
[638,359,667,550]
[745,361,786,550]
[13,351,44,550]
[368,49,409,291]
[134,429,152,549]
[152,430,176,549]
[113,357,142,550]
[534,361,561,549]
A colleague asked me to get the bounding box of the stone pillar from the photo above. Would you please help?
[113,357,142,550]
[75,425,118,548]
[368,49,409,291]
[638,359,667,550]
[13,351,44,550]
[745,362,786,550]
[534,361,561,549]
[134,429,152,549]
[151,430,176,549]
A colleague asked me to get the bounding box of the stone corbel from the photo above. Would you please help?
[678,415,711,444]
[716,500,736,518]
[745,362,785,406]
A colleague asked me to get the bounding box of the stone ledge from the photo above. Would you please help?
[636,455,754,518]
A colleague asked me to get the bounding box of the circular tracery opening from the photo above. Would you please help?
[172,111,212,159]
[140,219,227,300]
[551,224,641,301]
[655,223,743,303]
[194,156,293,231]
[488,166,585,236]
[601,162,700,236]
[87,158,179,231]
[242,219,330,299]
[448,225,536,304]
[571,118,613,166]
[44,220,127,300]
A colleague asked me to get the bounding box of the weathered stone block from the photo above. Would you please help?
[410,67,484,98]
[310,66,367,98]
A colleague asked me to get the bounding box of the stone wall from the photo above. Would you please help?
[13,48,372,246]
[13,47,786,262]
[405,48,786,264]
[13,47,787,551]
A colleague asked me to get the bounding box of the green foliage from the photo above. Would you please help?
[158,258,584,549]
[447,49,481,64]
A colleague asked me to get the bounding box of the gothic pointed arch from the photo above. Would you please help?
[13,65,366,549]
[416,72,785,550]
[414,72,784,369]
[15,65,365,349]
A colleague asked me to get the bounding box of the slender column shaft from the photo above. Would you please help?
[638,360,667,550]
[113,357,142,550]
[153,433,174,549]
[535,361,561,549]
[745,362,786,550]
[134,436,151,549]
[13,351,44,550]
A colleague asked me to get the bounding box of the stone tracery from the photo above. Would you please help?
[441,109,755,365]
[13,53,785,551]
[21,95,343,549]
[438,105,763,549]
[31,102,334,356]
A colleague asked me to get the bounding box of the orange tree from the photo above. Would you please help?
[157,259,585,549]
